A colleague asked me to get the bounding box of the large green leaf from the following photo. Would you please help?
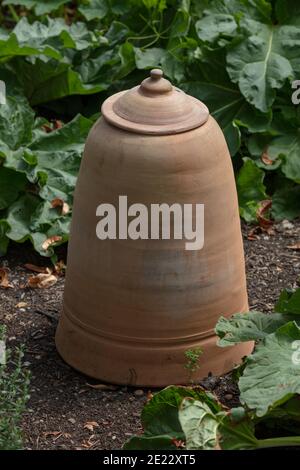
[236,158,267,221]
[219,411,260,450]
[0,95,34,150]
[27,114,93,203]
[5,193,69,255]
[5,193,46,246]
[12,17,97,54]
[0,220,10,256]
[1,17,105,104]
[0,16,100,66]
[268,132,300,184]
[0,32,61,61]
[239,321,300,416]
[275,289,300,315]
[215,311,290,346]
[167,4,191,49]
[0,167,27,210]
[3,0,69,15]
[247,101,300,186]
[227,15,299,112]
[12,59,107,105]
[179,398,219,450]
[195,0,272,46]
[182,81,270,155]
[79,0,109,21]
[124,385,221,450]
[276,0,300,26]
[141,385,219,438]
[134,47,165,68]
[135,47,185,83]
[182,45,271,155]
[272,183,300,221]
[30,113,92,152]
[195,0,237,45]
[0,113,92,255]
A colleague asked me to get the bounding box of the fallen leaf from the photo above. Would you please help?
[51,198,69,216]
[287,243,300,251]
[43,431,61,438]
[147,390,154,401]
[16,302,28,308]
[43,431,70,441]
[84,421,99,432]
[42,236,62,251]
[85,382,118,391]
[27,272,58,289]
[24,263,51,274]
[247,227,259,241]
[256,199,274,233]
[0,267,13,288]
[81,435,97,448]
[261,148,274,165]
[54,260,66,276]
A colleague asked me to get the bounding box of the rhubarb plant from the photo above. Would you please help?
[125,287,300,450]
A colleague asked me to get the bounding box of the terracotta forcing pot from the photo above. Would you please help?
[56,69,252,386]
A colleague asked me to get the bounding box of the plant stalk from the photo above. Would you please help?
[257,436,300,448]
[7,4,20,22]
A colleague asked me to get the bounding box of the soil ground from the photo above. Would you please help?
[1,220,300,450]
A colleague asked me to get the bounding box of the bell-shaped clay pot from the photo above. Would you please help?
[56,69,252,386]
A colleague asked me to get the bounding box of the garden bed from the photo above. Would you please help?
[1,220,299,450]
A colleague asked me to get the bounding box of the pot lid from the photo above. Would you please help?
[101,69,209,135]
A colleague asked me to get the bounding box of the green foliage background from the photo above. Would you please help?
[0,0,299,256]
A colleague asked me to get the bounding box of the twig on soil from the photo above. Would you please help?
[34,309,57,321]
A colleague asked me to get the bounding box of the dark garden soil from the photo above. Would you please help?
[1,220,300,450]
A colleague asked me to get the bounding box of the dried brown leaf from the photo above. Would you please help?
[287,243,300,251]
[42,235,62,251]
[54,260,66,276]
[84,421,99,432]
[256,199,274,233]
[147,390,154,402]
[24,263,51,274]
[247,227,259,241]
[0,267,13,288]
[43,431,70,441]
[16,302,28,308]
[41,124,53,133]
[27,272,58,289]
[81,435,97,448]
[43,431,61,438]
[261,148,274,165]
[53,120,63,130]
[51,198,69,215]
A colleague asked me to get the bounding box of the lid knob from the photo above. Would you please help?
[140,69,172,94]
[150,68,163,80]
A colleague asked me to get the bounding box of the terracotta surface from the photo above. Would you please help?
[56,70,252,386]
[102,69,209,134]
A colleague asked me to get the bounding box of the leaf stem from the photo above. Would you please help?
[7,4,19,22]
[258,436,300,448]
